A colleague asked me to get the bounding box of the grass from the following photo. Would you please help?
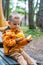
[21,26,43,39]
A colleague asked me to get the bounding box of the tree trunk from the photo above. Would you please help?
[6,0,9,20]
[0,0,8,27]
[2,0,9,20]
[28,0,35,29]
[2,0,6,16]
[36,0,43,29]
[24,0,26,25]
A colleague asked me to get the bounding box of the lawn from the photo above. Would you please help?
[21,26,43,39]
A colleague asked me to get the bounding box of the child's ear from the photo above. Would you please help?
[20,15,24,22]
[8,21,10,24]
[19,19,22,25]
[20,16,23,23]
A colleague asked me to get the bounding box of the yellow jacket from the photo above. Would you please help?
[2,27,32,55]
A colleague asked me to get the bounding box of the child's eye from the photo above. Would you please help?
[14,24,16,25]
[18,24,19,25]
[15,17,19,19]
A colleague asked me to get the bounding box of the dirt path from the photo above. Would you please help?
[24,38,43,65]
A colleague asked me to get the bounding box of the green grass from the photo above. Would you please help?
[21,26,43,39]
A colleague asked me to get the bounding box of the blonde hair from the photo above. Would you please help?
[8,12,20,21]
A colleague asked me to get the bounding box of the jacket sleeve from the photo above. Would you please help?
[16,35,32,47]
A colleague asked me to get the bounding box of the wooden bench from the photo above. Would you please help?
[0,48,41,65]
[0,48,19,65]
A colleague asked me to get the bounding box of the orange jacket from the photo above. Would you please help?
[2,27,32,55]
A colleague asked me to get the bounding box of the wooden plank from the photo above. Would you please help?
[0,56,8,65]
[0,48,19,65]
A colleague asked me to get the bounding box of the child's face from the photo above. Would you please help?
[8,16,20,29]
[8,14,22,29]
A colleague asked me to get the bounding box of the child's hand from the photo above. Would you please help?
[26,35,32,42]
[16,37,24,43]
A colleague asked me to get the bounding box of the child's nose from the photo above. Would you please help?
[16,25,19,27]
[17,25,18,26]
